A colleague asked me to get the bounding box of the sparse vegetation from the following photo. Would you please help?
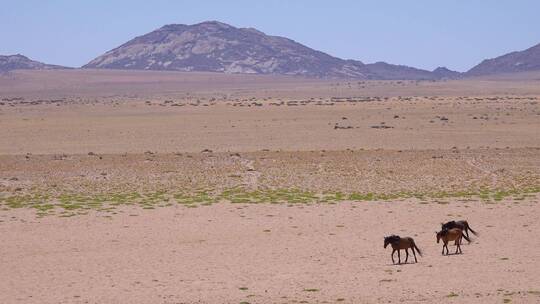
[304,288,319,292]
[446,292,459,298]
[1,185,538,217]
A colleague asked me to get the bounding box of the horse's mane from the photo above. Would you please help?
[438,228,450,236]
[442,220,457,230]
[385,235,401,242]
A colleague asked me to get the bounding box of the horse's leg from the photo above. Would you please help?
[397,249,401,264]
[405,248,409,263]
[391,249,396,264]
[412,247,417,263]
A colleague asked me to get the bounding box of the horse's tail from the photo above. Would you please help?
[413,240,423,256]
[461,232,472,243]
[466,223,478,236]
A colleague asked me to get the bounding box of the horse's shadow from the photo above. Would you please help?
[386,261,418,266]
[442,252,464,256]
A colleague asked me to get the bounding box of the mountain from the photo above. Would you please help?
[84,21,369,78]
[361,63,459,80]
[467,43,540,76]
[0,54,66,72]
[84,21,454,80]
[431,67,462,79]
[363,62,438,80]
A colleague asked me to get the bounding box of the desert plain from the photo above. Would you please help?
[1,69,540,303]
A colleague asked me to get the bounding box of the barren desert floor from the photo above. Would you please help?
[2,198,540,304]
[1,70,540,303]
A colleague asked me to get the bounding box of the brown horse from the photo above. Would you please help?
[441,220,478,241]
[384,235,422,264]
[436,228,466,255]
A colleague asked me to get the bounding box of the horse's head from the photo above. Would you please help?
[436,231,441,243]
[384,236,390,248]
[384,235,399,248]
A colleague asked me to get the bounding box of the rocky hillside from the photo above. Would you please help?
[84,21,369,78]
[467,43,540,76]
[362,62,451,80]
[84,21,456,80]
[0,54,65,72]
[432,67,462,79]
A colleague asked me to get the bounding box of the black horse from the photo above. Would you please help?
[441,220,478,242]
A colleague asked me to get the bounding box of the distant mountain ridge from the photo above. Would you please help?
[11,21,540,79]
[84,21,459,80]
[432,67,462,79]
[467,43,540,76]
[84,21,368,78]
[0,54,66,72]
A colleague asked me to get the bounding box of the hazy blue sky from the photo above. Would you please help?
[2,0,539,71]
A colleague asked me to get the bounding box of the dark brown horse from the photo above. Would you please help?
[384,235,422,264]
[441,220,478,241]
[436,228,467,255]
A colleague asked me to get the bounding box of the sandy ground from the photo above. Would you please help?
[1,97,539,154]
[1,69,540,303]
[1,198,540,304]
[3,69,540,99]
[1,70,539,155]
